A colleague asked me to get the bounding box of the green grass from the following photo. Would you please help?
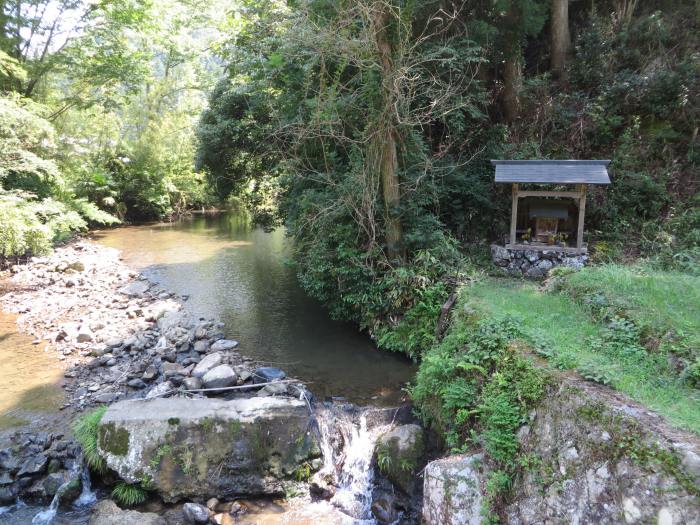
[72,405,108,473]
[111,480,147,507]
[466,274,700,434]
[561,264,700,350]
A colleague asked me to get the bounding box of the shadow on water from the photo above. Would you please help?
[93,212,417,405]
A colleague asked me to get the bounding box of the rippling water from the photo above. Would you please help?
[94,211,416,404]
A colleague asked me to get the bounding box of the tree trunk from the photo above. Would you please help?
[502,54,522,123]
[372,2,403,260]
[551,0,571,82]
[502,1,522,123]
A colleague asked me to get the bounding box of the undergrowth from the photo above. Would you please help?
[111,480,148,507]
[411,309,548,520]
[72,405,107,474]
[468,275,700,433]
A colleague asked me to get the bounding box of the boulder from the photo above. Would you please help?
[202,365,237,389]
[182,377,203,390]
[193,340,209,353]
[96,397,321,502]
[17,453,48,476]
[89,499,165,525]
[146,381,174,399]
[490,244,511,267]
[536,259,553,272]
[192,352,223,378]
[252,367,286,384]
[210,339,239,352]
[423,454,484,525]
[182,502,210,524]
[375,424,424,494]
[503,381,700,525]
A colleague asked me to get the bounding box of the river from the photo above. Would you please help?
[94,211,416,405]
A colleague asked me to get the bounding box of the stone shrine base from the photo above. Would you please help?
[491,244,588,278]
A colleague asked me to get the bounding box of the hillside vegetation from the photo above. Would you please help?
[196,0,699,359]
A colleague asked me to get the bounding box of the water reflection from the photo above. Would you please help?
[94,212,416,404]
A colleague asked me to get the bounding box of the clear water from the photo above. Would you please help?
[94,211,417,404]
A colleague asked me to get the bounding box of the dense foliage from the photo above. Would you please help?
[196,0,699,357]
[1,0,230,259]
[412,306,548,518]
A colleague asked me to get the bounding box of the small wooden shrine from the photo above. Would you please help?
[491,160,611,254]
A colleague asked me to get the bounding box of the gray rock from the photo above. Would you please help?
[89,499,165,525]
[210,339,239,352]
[182,502,210,524]
[192,352,223,378]
[202,365,237,389]
[17,453,48,476]
[76,328,94,343]
[94,392,117,403]
[118,281,151,297]
[423,454,484,525]
[182,377,202,390]
[128,378,146,389]
[252,367,286,384]
[490,244,511,266]
[524,250,539,263]
[162,362,187,378]
[536,259,553,272]
[257,382,288,396]
[96,397,320,502]
[143,365,158,381]
[376,424,424,494]
[146,381,173,399]
[193,340,209,353]
[504,382,700,525]
[525,266,544,278]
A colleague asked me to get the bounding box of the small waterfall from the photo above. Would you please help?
[74,466,96,507]
[32,462,94,524]
[31,495,59,525]
[314,405,391,522]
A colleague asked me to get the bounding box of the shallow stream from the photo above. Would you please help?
[94,211,416,405]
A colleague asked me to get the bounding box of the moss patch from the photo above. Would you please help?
[98,422,131,457]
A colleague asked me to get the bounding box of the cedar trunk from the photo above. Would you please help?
[551,0,571,82]
[502,55,522,123]
[372,3,403,260]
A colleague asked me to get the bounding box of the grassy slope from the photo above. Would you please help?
[562,265,700,350]
[465,268,700,434]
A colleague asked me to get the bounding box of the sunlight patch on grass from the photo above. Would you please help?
[466,277,700,434]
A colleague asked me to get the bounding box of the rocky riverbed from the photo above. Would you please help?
[0,238,426,525]
[0,239,328,522]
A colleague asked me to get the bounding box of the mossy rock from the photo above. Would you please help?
[376,424,425,494]
[96,397,321,502]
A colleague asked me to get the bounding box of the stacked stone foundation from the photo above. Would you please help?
[491,244,588,278]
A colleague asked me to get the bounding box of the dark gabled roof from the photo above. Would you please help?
[491,160,611,185]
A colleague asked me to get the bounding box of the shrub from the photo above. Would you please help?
[412,308,548,518]
[68,199,121,226]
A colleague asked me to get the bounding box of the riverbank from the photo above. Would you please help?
[0,237,322,520]
[0,235,424,525]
